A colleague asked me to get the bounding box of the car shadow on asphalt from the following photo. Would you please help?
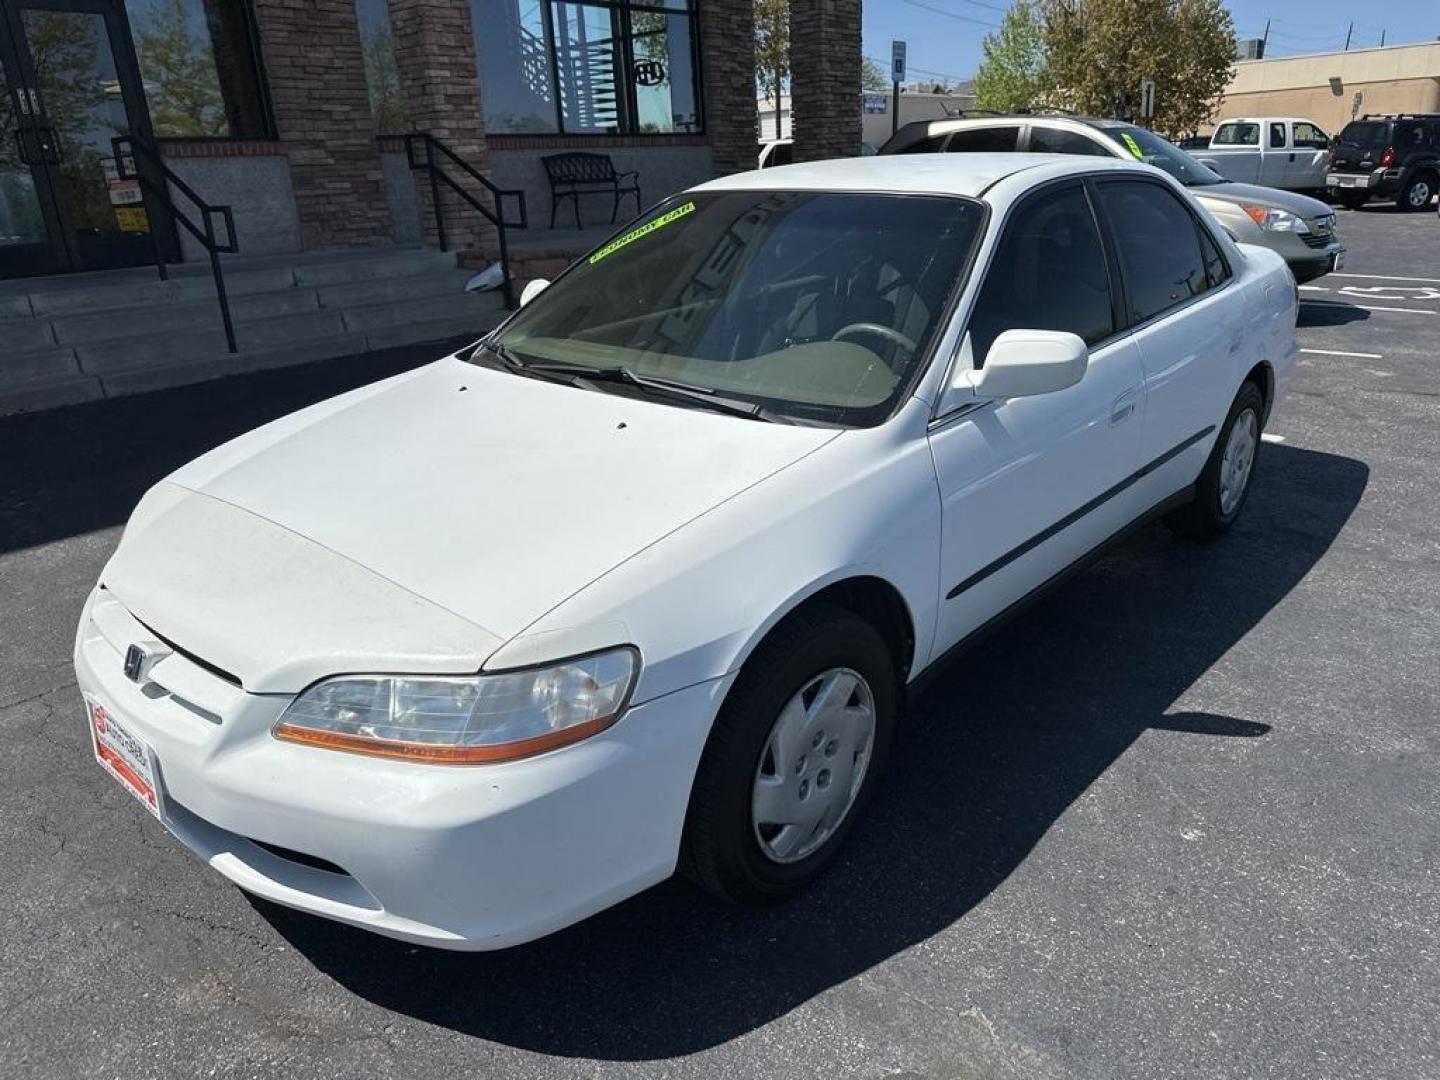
[250,441,1368,1061]
[0,339,470,556]
[1298,303,1370,328]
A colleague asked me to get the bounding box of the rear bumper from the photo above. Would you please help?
[74,587,728,949]
[1327,168,1401,196]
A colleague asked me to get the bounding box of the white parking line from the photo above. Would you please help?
[1299,285,1329,291]
[1301,348,1383,359]
[1301,299,1437,316]
[1329,273,1440,285]
[1261,433,1285,444]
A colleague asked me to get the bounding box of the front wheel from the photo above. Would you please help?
[680,604,897,905]
[1165,381,1265,541]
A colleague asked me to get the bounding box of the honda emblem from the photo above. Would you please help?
[123,644,147,683]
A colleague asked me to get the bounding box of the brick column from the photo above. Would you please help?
[699,0,759,176]
[389,0,495,254]
[252,0,393,248]
[789,0,861,162]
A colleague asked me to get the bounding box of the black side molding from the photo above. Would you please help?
[910,484,1195,706]
[946,426,1216,601]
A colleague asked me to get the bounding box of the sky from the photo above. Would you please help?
[861,0,1439,87]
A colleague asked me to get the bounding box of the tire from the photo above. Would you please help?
[680,603,897,905]
[1164,381,1265,541]
[1336,190,1369,211]
[1397,171,1436,212]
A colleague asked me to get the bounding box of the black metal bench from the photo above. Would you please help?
[542,153,641,228]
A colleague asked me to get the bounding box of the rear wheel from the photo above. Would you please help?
[681,604,896,905]
[1398,171,1436,212]
[1336,190,1369,210]
[1165,381,1265,541]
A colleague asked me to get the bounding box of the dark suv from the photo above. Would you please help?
[1327,114,1440,211]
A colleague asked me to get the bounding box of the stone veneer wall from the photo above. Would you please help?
[389,0,496,254]
[699,0,760,175]
[789,0,862,162]
[251,0,393,247]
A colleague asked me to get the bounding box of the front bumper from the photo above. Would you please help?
[1268,232,1344,285]
[74,587,729,949]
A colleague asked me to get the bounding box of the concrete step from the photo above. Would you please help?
[13,248,460,318]
[1,344,82,390]
[52,287,324,346]
[76,309,349,375]
[5,318,57,350]
[339,291,504,334]
[315,268,474,310]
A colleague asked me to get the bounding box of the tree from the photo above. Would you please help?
[360,24,407,136]
[974,2,1048,113]
[862,56,890,92]
[1041,0,1234,138]
[754,0,789,139]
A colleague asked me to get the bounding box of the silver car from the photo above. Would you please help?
[881,115,1345,283]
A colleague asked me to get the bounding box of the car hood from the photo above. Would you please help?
[104,357,839,692]
[1193,181,1332,219]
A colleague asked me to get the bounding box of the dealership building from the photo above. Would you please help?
[1213,40,1440,136]
[1,0,864,411]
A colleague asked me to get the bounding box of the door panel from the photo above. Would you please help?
[1093,178,1237,503]
[927,335,1148,659]
[925,179,1147,660]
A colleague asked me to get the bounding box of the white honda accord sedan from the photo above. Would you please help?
[75,154,1298,949]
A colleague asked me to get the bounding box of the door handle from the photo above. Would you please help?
[1110,388,1138,425]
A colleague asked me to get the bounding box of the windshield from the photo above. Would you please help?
[1337,121,1389,150]
[486,191,986,426]
[1099,124,1225,187]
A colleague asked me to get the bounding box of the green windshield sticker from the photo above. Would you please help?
[1120,132,1145,160]
[589,201,696,264]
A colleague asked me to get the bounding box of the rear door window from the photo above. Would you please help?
[1268,122,1288,149]
[1214,122,1260,146]
[945,126,1021,152]
[1096,180,1212,325]
[1028,126,1112,156]
[967,182,1114,363]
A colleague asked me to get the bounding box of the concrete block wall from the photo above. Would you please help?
[163,153,303,260]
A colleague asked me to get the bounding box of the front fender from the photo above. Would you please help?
[487,400,944,706]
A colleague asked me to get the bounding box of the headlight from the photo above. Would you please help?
[273,647,639,763]
[1241,205,1310,234]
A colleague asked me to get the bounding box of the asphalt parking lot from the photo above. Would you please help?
[2,201,1437,1080]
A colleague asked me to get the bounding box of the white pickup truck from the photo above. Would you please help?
[1194,118,1332,192]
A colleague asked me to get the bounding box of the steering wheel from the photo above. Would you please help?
[830,322,919,361]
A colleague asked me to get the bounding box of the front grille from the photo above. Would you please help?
[1301,233,1331,249]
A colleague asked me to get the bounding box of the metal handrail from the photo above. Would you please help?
[112,134,240,353]
[403,132,528,309]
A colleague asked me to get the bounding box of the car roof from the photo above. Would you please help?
[693,152,1145,198]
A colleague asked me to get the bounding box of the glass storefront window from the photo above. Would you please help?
[123,0,271,139]
[356,0,408,135]
[472,0,701,136]
[476,0,559,133]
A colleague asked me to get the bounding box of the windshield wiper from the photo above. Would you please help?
[511,358,788,423]
[473,342,791,423]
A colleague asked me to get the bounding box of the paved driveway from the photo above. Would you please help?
[1,207,1436,1079]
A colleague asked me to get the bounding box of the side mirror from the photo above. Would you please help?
[955,330,1088,400]
[519,278,550,307]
